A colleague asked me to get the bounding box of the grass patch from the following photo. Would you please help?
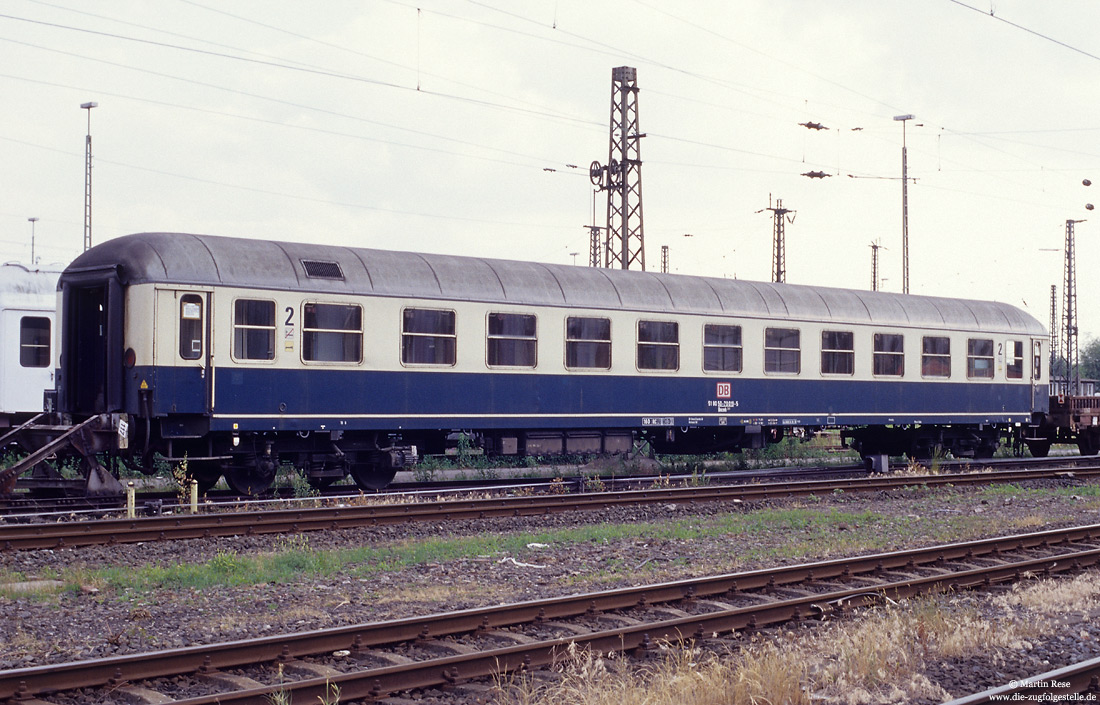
[52,506,885,594]
[978,482,1028,497]
[39,484,1099,597]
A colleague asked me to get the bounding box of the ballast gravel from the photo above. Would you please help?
[3,476,1100,703]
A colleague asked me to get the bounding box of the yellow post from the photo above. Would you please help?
[190,478,198,514]
[126,481,135,519]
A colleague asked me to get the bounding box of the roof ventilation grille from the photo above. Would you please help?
[301,259,344,280]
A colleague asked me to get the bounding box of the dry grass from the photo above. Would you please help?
[1,626,50,658]
[1006,515,1049,530]
[214,613,252,632]
[499,579,1092,705]
[498,640,807,705]
[996,571,1100,614]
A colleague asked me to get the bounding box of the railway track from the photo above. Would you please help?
[3,523,1099,703]
[3,452,1094,517]
[2,463,1098,551]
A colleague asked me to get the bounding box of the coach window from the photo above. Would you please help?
[967,338,995,378]
[402,308,456,365]
[303,302,362,363]
[764,327,800,374]
[233,299,276,361]
[820,330,854,375]
[1006,340,1024,379]
[637,320,679,371]
[703,324,742,372]
[179,294,203,360]
[1033,341,1043,381]
[19,316,50,367]
[487,312,537,367]
[566,317,611,369]
[873,333,904,376]
[921,336,951,378]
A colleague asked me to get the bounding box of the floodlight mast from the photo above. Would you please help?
[81,101,98,252]
[893,114,914,294]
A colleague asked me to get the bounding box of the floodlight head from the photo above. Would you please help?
[893,114,914,121]
[80,101,98,109]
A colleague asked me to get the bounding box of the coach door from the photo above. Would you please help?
[159,288,214,415]
[1032,337,1045,409]
[60,270,123,415]
[0,309,53,414]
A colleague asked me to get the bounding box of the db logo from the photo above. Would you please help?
[716,382,731,399]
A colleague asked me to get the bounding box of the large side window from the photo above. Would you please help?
[703,324,742,372]
[873,333,904,376]
[19,316,50,368]
[821,330,854,375]
[967,338,994,378]
[565,316,611,369]
[303,302,362,363]
[1006,340,1024,379]
[402,308,456,365]
[921,336,951,378]
[487,312,536,367]
[233,299,276,361]
[179,294,203,360]
[637,320,679,370]
[764,327,800,374]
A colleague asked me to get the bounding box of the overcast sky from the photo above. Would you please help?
[3,1,1100,341]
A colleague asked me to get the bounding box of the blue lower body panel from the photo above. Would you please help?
[128,366,1043,433]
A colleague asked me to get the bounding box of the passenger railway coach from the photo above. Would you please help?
[55,232,1049,494]
[0,263,60,426]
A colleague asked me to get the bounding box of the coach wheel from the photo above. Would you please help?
[223,455,277,495]
[1025,439,1051,458]
[1077,430,1100,457]
[189,461,223,494]
[349,463,397,491]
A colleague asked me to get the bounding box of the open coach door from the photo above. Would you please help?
[58,266,124,416]
[31,265,129,497]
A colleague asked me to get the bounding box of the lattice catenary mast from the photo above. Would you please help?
[660,245,669,274]
[585,191,603,267]
[870,240,883,292]
[762,198,794,284]
[1063,219,1082,394]
[587,225,602,267]
[589,66,646,270]
[1050,284,1059,374]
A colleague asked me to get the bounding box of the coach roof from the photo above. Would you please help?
[62,232,1045,335]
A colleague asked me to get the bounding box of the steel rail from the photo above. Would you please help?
[171,547,1100,705]
[6,452,1096,515]
[944,654,1100,703]
[4,453,1096,518]
[2,465,1099,551]
[3,522,1098,700]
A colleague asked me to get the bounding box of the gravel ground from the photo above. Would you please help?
[3,476,1100,703]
